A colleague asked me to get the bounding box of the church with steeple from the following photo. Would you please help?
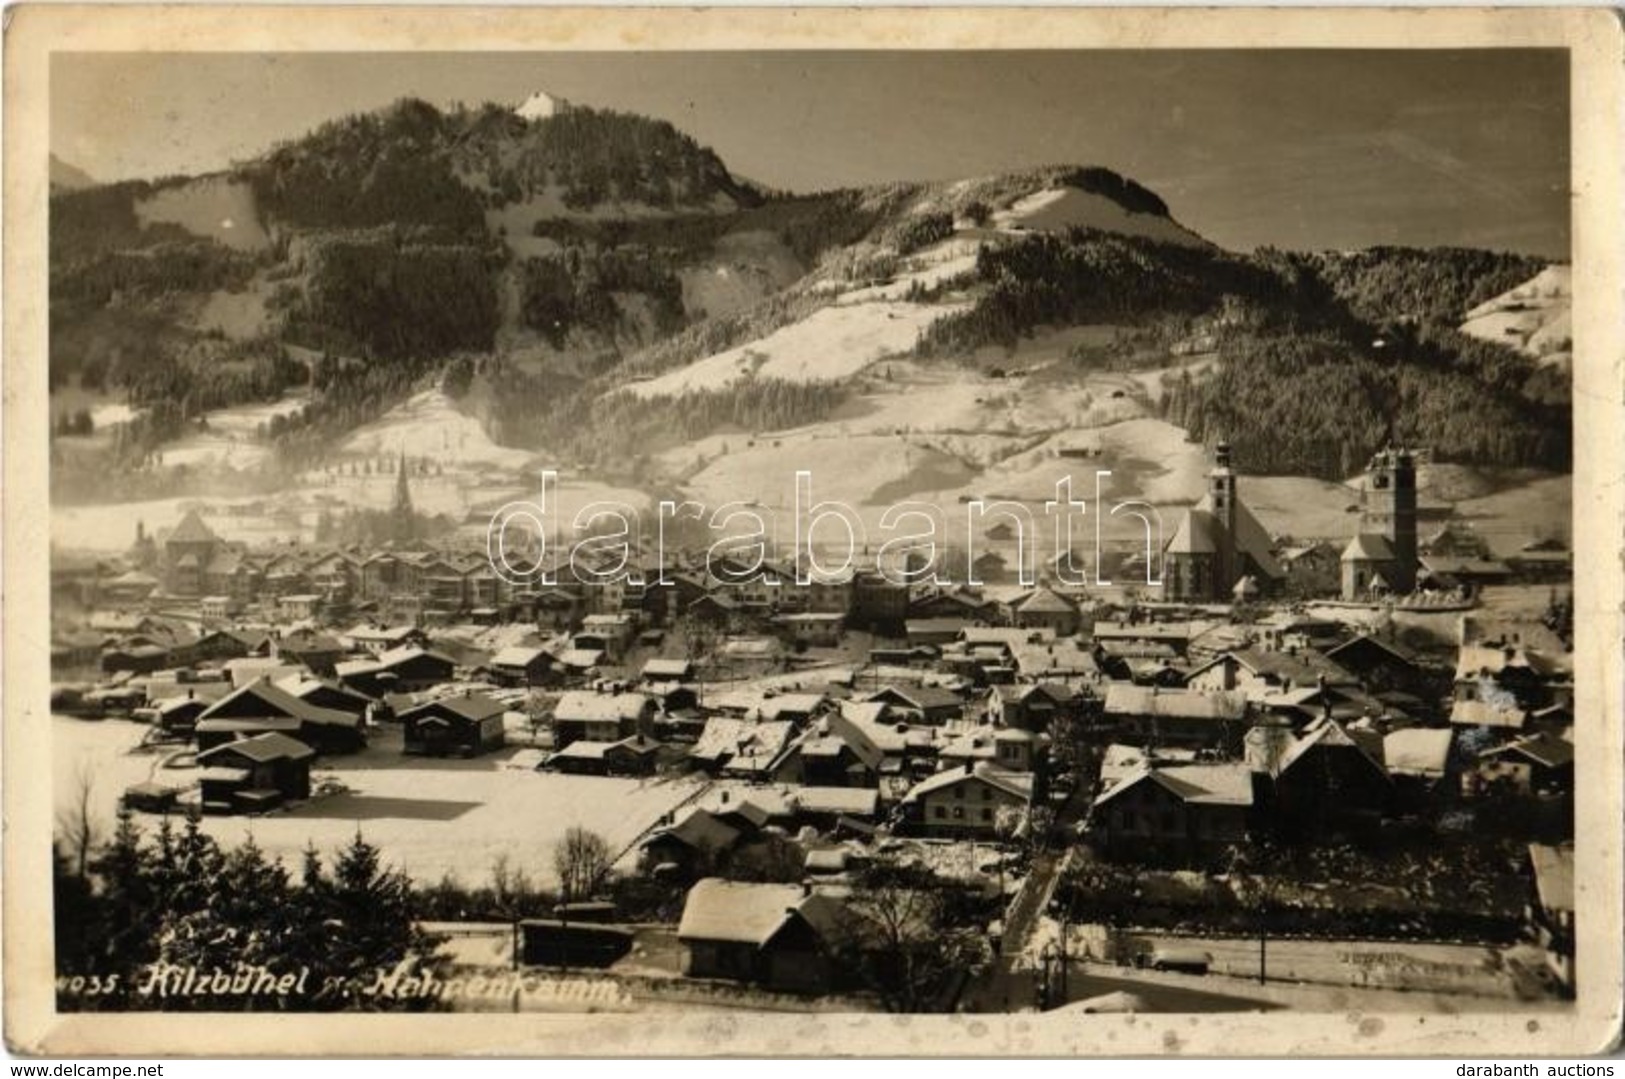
[1161,442,1284,603]
[1340,447,1420,599]
[390,448,417,545]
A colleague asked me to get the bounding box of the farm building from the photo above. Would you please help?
[676,879,843,994]
[774,612,845,648]
[552,691,654,748]
[1101,684,1249,749]
[273,674,373,718]
[861,684,964,725]
[399,692,508,757]
[640,657,694,684]
[1266,717,1391,833]
[336,646,456,697]
[344,623,428,656]
[548,734,661,776]
[1090,761,1253,865]
[1472,733,1574,798]
[689,718,796,779]
[193,677,365,754]
[195,732,315,815]
[487,646,553,687]
[641,808,747,881]
[276,631,345,676]
[138,694,210,735]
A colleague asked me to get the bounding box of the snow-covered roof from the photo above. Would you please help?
[553,691,648,723]
[1102,684,1247,721]
[901,762,1032,804]
[1528,844,1574,914]
[1094,762,1253,808]
[677,879,833,946]
[1450,698,1527,730]
[490,646,550,668]
[1383,727,1453,777]
[1342,532,1395,562]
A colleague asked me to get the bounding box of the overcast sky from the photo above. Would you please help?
[52,50,1569,257]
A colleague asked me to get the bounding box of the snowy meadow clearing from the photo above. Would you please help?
[54,717,703,890]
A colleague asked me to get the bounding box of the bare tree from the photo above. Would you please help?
[833,867,990,1012]
[490,853,536,916]
[1227,841,1285,985]
[57,762,99,880]
[552,827,613,904]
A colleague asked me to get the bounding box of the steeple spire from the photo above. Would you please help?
[391,448,416,543]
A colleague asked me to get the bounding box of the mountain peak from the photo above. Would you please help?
[516,90,571,121]
[49,153,97,192]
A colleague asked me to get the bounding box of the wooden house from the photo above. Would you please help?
[551,691,653,749]
[548,734,661,777]
[196,732,314,815]
[1526,844,1575,994]
[139,694,211,735]
[775,612,845,648]
[771,721,885,788]
[1267,717,1391,834]
[899,762,1032,838]
[640,657,694,684]
[1090,762,1253,866]
[861,684,963,726]
[1010,586,1081,636]
[640,808,746,881]
[193,677,365,754]
[984,682,1079,733]
[1472,733,1574,798]
[335,646,456,697]
[1382,726,1454,812]
[1101,684,1249,750]
[676,879,842,995]
[273,674,373,719]
[400,692,508,757]
[487,645,553,687]
[276,631,345,677]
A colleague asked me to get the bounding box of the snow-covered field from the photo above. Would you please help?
[1459,264,1571,369]
[993,187,1206,247]
[626,301,967,398]
[159,395,310,469]
[52,497,306,552]
[53,717,700,889]
[89,402,142,429]
[341,390,536,471]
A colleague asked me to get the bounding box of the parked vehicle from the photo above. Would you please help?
[1140,946,1211,975]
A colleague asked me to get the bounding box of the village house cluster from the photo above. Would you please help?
[49,443,1577,1006]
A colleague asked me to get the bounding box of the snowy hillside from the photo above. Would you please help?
[1459,264,1571,369]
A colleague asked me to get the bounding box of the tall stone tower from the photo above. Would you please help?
[1365,448,1418,593]
[1207,441,1239,592]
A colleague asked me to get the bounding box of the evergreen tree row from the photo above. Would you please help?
[55,812,436,1012]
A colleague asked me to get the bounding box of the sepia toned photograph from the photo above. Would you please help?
[5,5,1622,1060]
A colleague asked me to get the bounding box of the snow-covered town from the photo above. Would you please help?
[35,40,1596,1038]
[50,439,1576,1014]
